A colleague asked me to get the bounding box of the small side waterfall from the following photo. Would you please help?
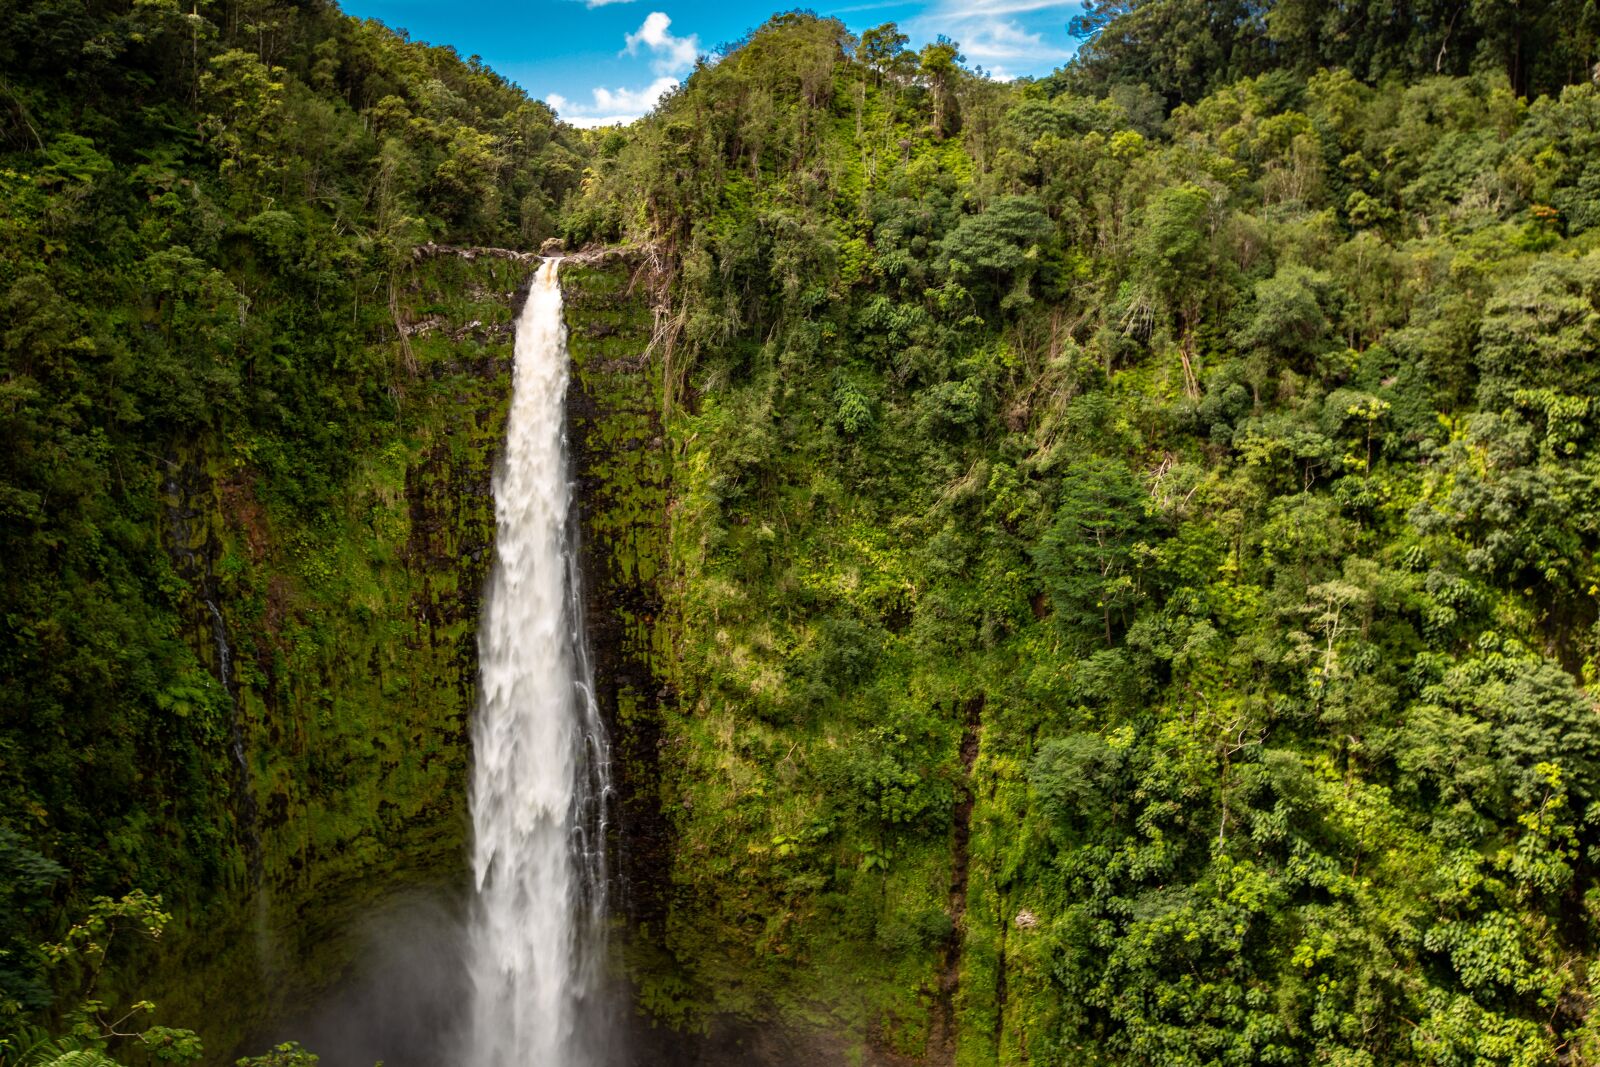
[467,257,612,1067]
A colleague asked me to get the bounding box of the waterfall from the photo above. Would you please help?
[467,257,612,1067]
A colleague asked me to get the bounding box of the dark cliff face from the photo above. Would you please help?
[145,255,519,1061]
[563,260,675,937]
[561,260,713,1067]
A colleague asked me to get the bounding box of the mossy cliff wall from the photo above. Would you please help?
[562,258,952,1066]
[566,260,824,1066]
[150,253,525,1058]
[154,248,867,1065]
[562,258,674,938]
[565,258,954,1067]
[146,252,689,1064]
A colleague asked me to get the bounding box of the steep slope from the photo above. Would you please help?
[0,0,589,1055]
[569,10,1600,1064]
[8,1,1600,1065]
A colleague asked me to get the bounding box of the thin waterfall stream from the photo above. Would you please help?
[467,257,613,1067]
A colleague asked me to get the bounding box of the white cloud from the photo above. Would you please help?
[584,0,635,6]
[899,0,1082,77]
[544,11,702,127]
[959,19,1070,63]
[549,75,679,127]
[624,11,701,75]
[931,0,1080,14]
[824,0,908,13]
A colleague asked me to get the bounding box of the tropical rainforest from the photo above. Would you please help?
[5,0,1600,1064]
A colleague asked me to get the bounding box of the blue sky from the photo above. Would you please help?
[339,0,1085,126]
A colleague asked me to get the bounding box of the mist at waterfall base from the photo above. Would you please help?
[271,891,469,1067]
[273,260,619,1067]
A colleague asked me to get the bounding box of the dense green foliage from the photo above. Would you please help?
[569,4,1600,1062]
[1061,0,1600,103]
[0,0,587,1055]
[9,0,1600,1063]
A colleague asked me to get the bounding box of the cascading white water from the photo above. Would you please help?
[468,257,611,1067]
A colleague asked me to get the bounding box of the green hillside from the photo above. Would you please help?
[6,1,1600,1064]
